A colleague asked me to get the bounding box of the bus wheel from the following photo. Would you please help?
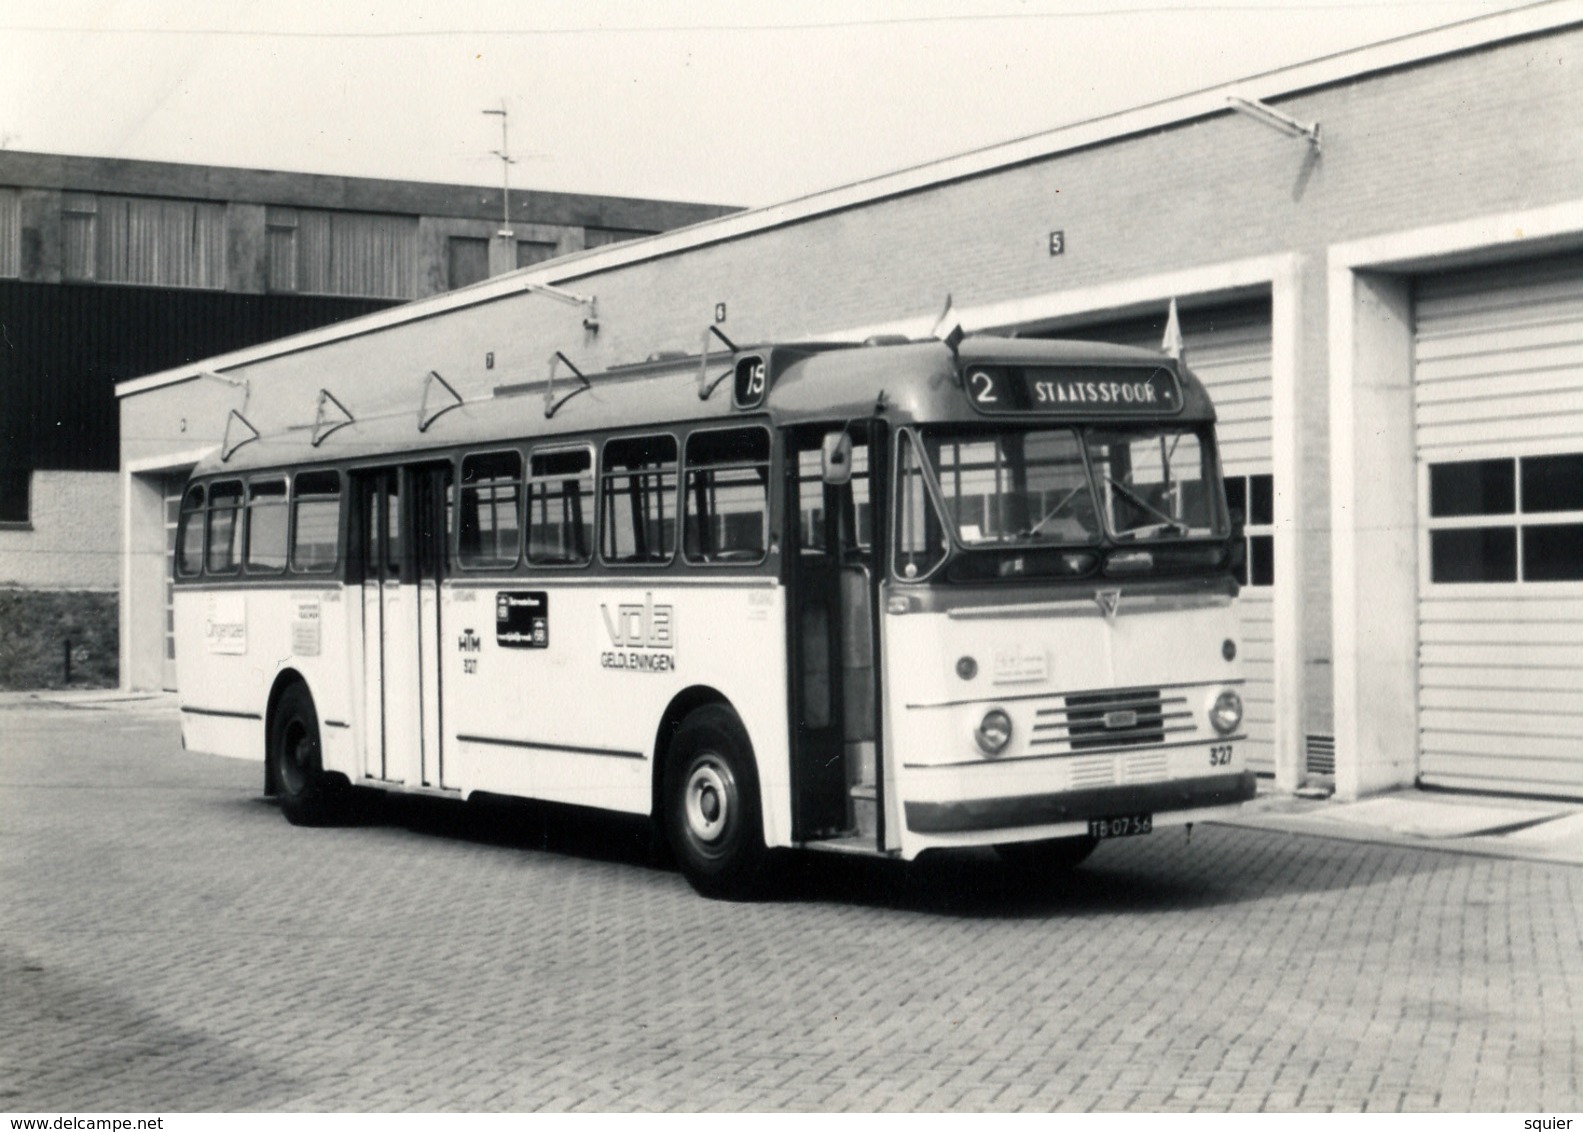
[663,705,767,900]
[994,835,1098,873]
[270,683,343,827]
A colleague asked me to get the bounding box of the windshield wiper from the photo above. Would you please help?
[1103,475,1189,536]
[1024,484,1088,537]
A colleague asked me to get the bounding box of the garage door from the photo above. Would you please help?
[161,473,186,691]
[1414,253,1583,796]
[1045,302,1276,775]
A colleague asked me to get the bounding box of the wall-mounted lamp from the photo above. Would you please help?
[1228,96,1321,153]
[522,280,600,333]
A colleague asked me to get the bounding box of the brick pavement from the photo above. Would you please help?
[2,700,1581,1112]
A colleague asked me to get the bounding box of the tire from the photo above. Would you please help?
[270,682,344,826]
[662,705,768,899]
[994,834,1099,873]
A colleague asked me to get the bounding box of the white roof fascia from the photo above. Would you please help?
[117,0,1582,402]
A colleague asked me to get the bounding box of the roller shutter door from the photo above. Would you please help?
[161,474,186,692]
[1414,254,1583,796]
[1047,303,1276,775]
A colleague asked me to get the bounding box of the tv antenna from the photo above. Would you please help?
[483,103,516,237]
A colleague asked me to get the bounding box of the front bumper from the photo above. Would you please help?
[903,770,1257,834]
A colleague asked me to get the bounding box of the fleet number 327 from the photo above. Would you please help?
[1210,745,1233,766]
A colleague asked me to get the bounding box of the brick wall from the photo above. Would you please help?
[0,471,120,590]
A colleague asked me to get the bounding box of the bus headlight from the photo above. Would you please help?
[1209,690,1243,735]
[975,708,1013,756]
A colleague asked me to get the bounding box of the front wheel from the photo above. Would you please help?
[994,834,1098,873]
[270,682,345,826]
[663,705,767,899]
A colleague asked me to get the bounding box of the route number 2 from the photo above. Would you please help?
[969,370,997,404]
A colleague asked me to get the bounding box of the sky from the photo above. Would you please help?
[0,0,1534,209]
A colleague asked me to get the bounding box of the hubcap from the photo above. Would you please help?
[683,756,732,844]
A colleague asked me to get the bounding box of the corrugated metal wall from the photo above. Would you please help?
[0,281,399,474]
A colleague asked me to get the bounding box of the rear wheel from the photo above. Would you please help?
[663,705,767,899]
[994,834,1099,873]
[270,683,345,826]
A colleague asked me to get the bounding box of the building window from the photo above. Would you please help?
[447,236,490,290]
[1427,453,1583,583]
[1224,474,1274,587]
[0,469,29,525]
[0,188,19,279]
[584,227,653,249]
[62,193,225,288]
[266,206,417,299]
[517,240,558,268]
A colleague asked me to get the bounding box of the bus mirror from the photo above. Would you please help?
[821,432,854,486]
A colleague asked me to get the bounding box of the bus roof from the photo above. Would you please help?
[191,335,1217,477]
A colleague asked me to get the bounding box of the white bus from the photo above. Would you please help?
[174,334,1253,897]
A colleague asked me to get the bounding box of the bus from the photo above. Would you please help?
[173,333,1254,897]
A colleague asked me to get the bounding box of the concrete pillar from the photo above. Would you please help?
[1329,268,1420,800]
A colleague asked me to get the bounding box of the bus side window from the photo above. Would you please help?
[894,432,947,580]
[205,481,244,575]
[176,484,205,578]
[244,478,288,573]
[683,426,770,565]
[458,450,523,569]
[526,446,594,567]
[600,434,678,565]
[292,470,342,574]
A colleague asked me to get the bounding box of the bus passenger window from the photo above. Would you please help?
[527,447,594,566]
[684,427,770,564]
[292,471,342,573]
[600,435,678,565]
[176,485,205,578]
[245,479,288,573]
[459,451,523,569]
[205,481,244,575]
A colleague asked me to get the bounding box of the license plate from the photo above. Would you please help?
[1089,814,1153,839]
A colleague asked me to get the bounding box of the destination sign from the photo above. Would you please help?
[963,364,1183,416]
[496,590,549,649]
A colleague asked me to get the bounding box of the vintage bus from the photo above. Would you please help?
[173,333,1254,897]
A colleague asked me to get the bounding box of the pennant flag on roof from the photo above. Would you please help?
[930,293,965,352]
[1161,296,1185,361]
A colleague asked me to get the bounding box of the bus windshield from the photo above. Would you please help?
[898,423,1230,582]
[1083,425,1226,542]
[927,428,1102,548]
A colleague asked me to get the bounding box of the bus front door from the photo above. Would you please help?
[788,426,883,844]
[355,464,452,789]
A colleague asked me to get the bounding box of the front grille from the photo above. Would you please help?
[1029,687,1196,753]
[1066,689,1168,750]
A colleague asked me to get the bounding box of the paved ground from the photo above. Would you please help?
[3,695,1582,1112]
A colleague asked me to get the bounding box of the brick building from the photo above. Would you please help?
[117,4,1583,800]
